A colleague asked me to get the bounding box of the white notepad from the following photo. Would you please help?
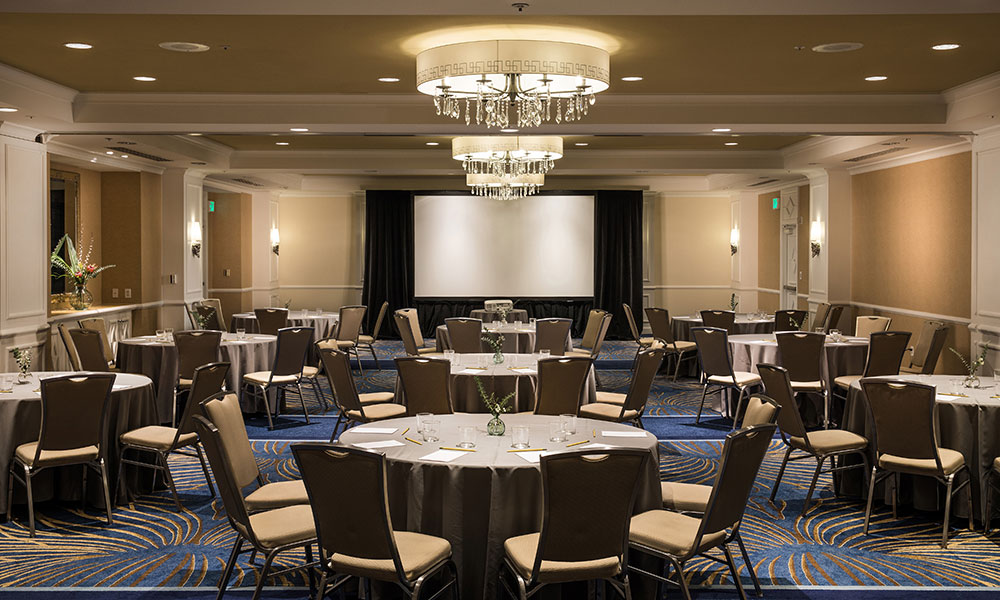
[422,449,466,463]
[351,427,398,434]
[601,431,647,438]
[515,451,547,464]
[353,440,405,450]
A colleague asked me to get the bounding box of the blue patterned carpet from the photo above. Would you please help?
[2,340,999,598]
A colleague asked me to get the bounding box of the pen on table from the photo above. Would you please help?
[508,448,546,453]
[440,446,476,452]
[401,427,409,436]
[404,437,423,445]
[566,439,589,448]
[592,429,597,438]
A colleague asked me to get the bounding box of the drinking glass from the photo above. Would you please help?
[539,350,551,361]
[444,349,456,362]
[165,328,174,342]
[549,420,567,443]
[814,327,825,334]
[994,369,999,386]
[830,329,842,342]
[560,413,577,435]
[478,354,488,368]
[492,320,501,329]
[236,328,246,340]
[511,425,530,449]
[155,329,166,342]
[529,318,536,329]
[513,320,523,329]
[416,412,432,433]
[0,376,13,393]
[316,308,323,315]
[457,425,476,449]
[422,419,440,443]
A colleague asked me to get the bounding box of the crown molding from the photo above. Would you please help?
[48,140,165,174]
[846,139,971,175]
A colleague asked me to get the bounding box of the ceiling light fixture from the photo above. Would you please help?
[0,107,17,113]
[425,142,440,146]
[864,75,887,81]
[724,142,739,146]
[289,127,309,132]
[575,142,588,146]
[106,151,114,155]
[453,136,562,179]
[188,133,202,136]
[121,155,129,158]
[500,128,519,133]
[158,41,210,53]
[275,142,289,146]
[133,76,157,82]
[467,173,544,201]
[621,76,643,82]
[712,128,732,132]
[416,39,610,129]
[64,42,92,50]
[932,43,960,51]
[378,77,401,82]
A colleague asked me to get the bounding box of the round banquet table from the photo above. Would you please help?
[394,353,597,413]
[338,414,661,600]
[231,310,339,365]
[116,333,277,422]
[0,371,156,513]
[671,314,775,341]
[470,308,529,324]
[840,374,1000,522]
[434,323,572,354]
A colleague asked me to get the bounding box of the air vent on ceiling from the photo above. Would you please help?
[843,146,907,163]
[116,140,137,145]
[105,147,172,162]
[748,178,780,187]
[230,177,265,187]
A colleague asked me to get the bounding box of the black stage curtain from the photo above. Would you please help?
[362,190,414,339]
[415,298,594,338]
[594,190,643,340]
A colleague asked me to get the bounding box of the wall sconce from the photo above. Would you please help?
[810,219,823,257]
[270,227,280,256]
[189,220,202,258]
[729,227,739,256]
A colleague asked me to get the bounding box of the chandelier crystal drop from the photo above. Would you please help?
[417,40,610,129]
[452,136,563,179]
[467,173,544,202]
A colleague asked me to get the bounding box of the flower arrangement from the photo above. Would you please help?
[474,375,514,417]
[496,304,511,323]
[9,347,31,382]
[729,293,739,312]
[950,346,989,385]
[482,332,505,364]
[51,234,115,287]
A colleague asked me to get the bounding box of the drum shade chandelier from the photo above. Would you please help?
[452,135,562,178]
[467,173,544,202]
[416,40,610,129]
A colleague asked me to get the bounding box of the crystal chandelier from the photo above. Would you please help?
[467,173,544,202]
[452,136,563,178]
[416,40,610,129]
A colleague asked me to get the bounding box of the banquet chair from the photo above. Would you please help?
[692,327,761,429]
[193,301,226,332]
[860,379,973,549]
[254,307,288,336]
[774,310,808,332]
[824,305,845,333]
[320,348,401,441]
[192,415,317,600]
[68,328,116,372]
[6,373,115,537]
[499,448,649,600]
[568,311,612,359]
[292,444,457,600]
[534,356,592,416]
[78,317,116,369]
[775,331,830,427]
[579,347,664,428]
[395,356,453,415]
[832,331,911,399]
[986,458,1000,534]
[242,326,314,429]
[628,424,778,600]
[645,307,698,381]
[318,305,367,374]
[700,310,736,334]
[394,309,438,356]
[117,362,228,509]
[201,298,227,330]
[534,318,572,356]
[57,322,82,370]
[812,303,832,332]
[174,329,223,423]
[623,303,655,365]
[358,300,389,369]
[445,317,484,353]
[900,320,948,375]
[855,316,891,338]
[658,395,778,597]
[200,392,309,511]
[570,309,610,356]
[759,364,869,516]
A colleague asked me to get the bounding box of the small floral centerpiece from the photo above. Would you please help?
[9,347,31,383]
[496,304,511,324]
[475,375,514,436]
[51,234,115,310]
[950,346,989,388]
[482,332,505,364]
[283,298,292,309]
[729,293,739,312]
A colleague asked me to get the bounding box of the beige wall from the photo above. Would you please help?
[757,192,780,311]
[207,192,253,320]
[796,184,810,311]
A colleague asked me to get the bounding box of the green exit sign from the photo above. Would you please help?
[772,197,779,209]
[208,200,215,212]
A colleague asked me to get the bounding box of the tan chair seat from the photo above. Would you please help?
[578,403,638,422]
[629,509,726,557]
[358,334,374,344]
[789,429,867,454]
[334,340,356,349]
[302,366,319,378]
[245,479,309,511]
[247,503,316,549]
[565,349,593,357]
[177,377,193,389]
[15,442,98,468]
[660,482,711,513]
[504,532,621,584]
[878,448,965,476]
[790,380,824,391]
[833,375,862,390]
[707,372,761,388]
[347,403,407,421]
[994,456,1000,474]
[121,425,197,451]
[660,340,697,353]
[331,530,451,582]
[359,391,395,405]
[638,337,656,346]
[415,348,440,356]
[595,391,626,406]
[243,371,298,385]
[899,364,922,375]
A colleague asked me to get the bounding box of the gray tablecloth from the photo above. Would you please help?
[394,354,597,413]
[0,371,156,513]
[434,324,572,354]
[231,311,339,365]
[841,375,1000,522]
[338,414,661,600]
[470,309,529,324]
[671,314,775,341]
[116,333,277,421]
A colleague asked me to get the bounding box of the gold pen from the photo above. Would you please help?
[566,440,588,448]
[404,437,423,445]
[440,446,476,452]
[508,448,546,453]
[401,427,410,436]
[593,429,597,437]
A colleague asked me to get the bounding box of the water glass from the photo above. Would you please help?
[416,412,432,433]
[513,320,523,329]
[155,329,166,342]
[478,354,488,368]
[236,328,246,340]
[830,329,842,342]
[994,369,999,386]
[0,376,13,393]
[560,413,577,435]
[422,419,441,443]
[492,320,501,329]
[529,318,536,329]
[165,328,174,342]
[316,308,323,315]
[539,350,551,361]
[457,425,477,449]
[549,420,567,443]
[949,378,963,395]
[511,425,530,449]
[444,349,456,362]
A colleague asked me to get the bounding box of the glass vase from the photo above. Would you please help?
[493,349,504,364]
[17,371,30,384]
[963,374,981,389]
[487,414,506,436]
[69,283,93,310]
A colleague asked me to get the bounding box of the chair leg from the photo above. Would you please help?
[354,347,365,378]
[823,388,830,429]
[99,459,113,526]
[80,462,89,509]
[672,352,683,381]
[251,550,277,600]
[114,447,130,505]
[668,557,692,600]
[770,446,793,504]
[217,535,244,600]
[695,383,709,424]
[731,387,747,430]
[723,543,749,600]
[735,533,762,597]
[297,383,311,424]
[942,474,954,549]
[966,471,974,533]
[863,466,878,536]
[330,414,345,443]
[25,467,35,537]
[986,472,995,535]
[368,342,381,370]
[802,457,825,515]
[261,385,275,430]
[159,452,183,510]
[5,468,14,523]
[195,444,216,498]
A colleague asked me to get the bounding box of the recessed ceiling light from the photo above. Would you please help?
[0,107,17,113]
[158,41,210,53]
[64,42,92,50]
[105,151,114,155]
[378,77,400,83]
[90,158,97,162]
[133,76,157,82]
[425,142,440,146]
[575,142,589,146]
[501,128,518,133]
[289,127,309,132]
[187,133,202,136]
[621,76,643,82]
[712,128,732,133]
[812,42,864,53]
[932,43,960,51]
[121,155,129,158]
[864,75,887,82]
[724,142,739,146]
[275,142,290,146]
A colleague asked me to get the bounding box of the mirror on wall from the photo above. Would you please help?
[50,169,80,295]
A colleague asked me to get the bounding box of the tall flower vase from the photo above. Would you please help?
[69,283,93,310]
[487,413,506,436]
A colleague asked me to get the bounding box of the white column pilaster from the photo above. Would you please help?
[161,168,205,330]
